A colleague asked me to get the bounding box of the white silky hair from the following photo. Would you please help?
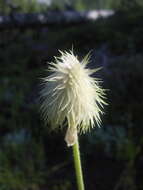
[40,50,107,145]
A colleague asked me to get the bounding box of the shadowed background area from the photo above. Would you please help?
[0,0,143,190]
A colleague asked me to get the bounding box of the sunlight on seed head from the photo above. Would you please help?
[40,50,107,146]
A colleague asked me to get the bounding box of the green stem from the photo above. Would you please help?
[72,137,85,190]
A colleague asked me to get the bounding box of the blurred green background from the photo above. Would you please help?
[0,0,143,189]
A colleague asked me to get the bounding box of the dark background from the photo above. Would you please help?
[0,0,143,189]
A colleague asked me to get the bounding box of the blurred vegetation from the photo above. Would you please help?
[0,0,143,13]
[0,0,143,190]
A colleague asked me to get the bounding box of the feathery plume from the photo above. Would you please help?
[40,50,107,146]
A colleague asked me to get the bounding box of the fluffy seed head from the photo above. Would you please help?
[40,50,107,145]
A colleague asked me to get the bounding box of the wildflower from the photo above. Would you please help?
[40,50,106,146]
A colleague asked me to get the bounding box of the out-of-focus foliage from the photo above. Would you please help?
[112,0,143,11]
[0,0,143,13]
[0,133,45,190]
[0,0,47,14]
[49,0,143,10]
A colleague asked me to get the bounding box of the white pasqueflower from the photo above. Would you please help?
[40,50,107,146]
